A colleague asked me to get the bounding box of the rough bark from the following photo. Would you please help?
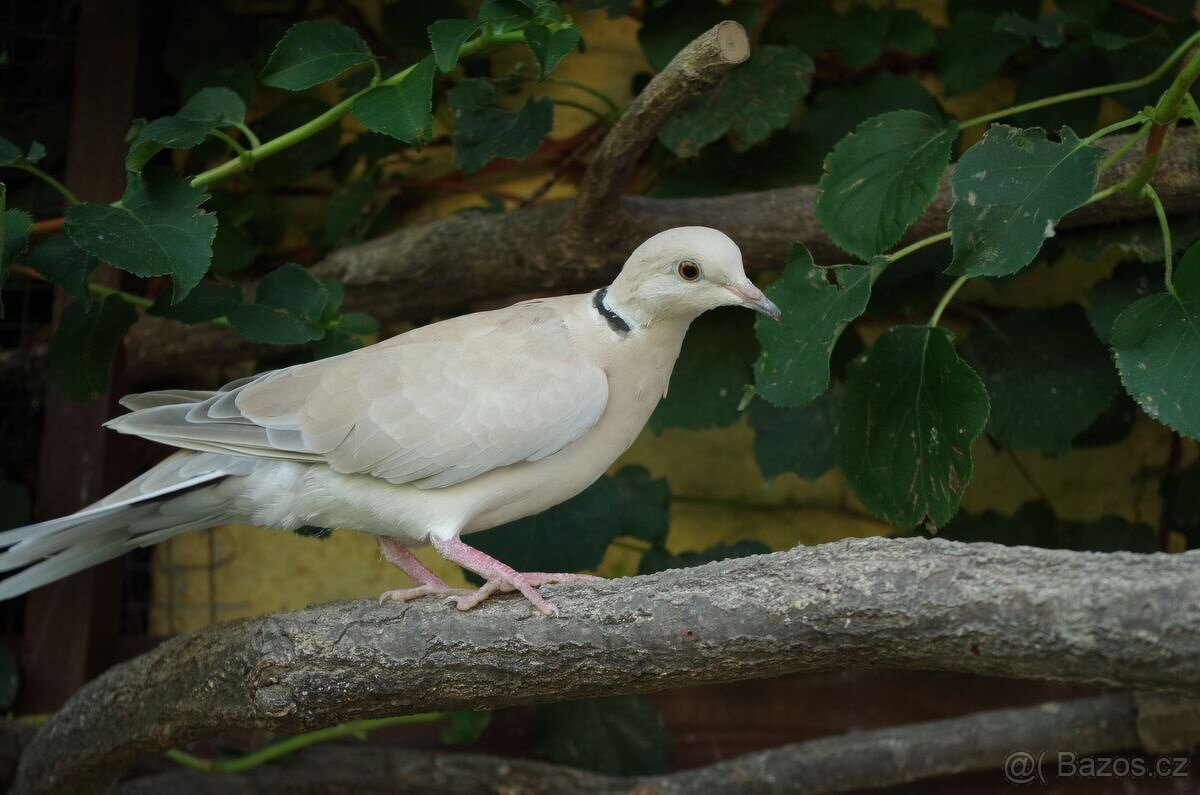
[108,692,1200,795]
[14,537,1200,794]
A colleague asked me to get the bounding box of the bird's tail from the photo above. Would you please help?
[0,451,251,600]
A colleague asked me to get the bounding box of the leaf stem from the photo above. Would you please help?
[165,714,445,774]
[552,98,611,125]
[1142,183,1174,292]
[928,275,969,328]
[16,164,79,205]
[959,28,1200,130]
[544,76,620,118]
[233,121,262,149]
[87,282,153,310]
[1097,121,1150,174]
[189,30,530,189]
[208,129,252,168]
[1080,115,1146,146]
[886,231,951,263]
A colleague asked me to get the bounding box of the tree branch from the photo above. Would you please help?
[14,537,1200,794]
[106,692,1200,795]
[122,126,1200,380]
[569,21,750,232]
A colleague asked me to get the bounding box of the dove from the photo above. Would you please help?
[0,227,780,616]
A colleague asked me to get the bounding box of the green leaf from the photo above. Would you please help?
[209,191,288,275]
[948,126,1102,278]
[838,325,990,528]
[525,24,582,78]
[428,19,482,73]
[260,20,374,91]
[0,480,30,531]
[650,308,756,432]
[27,233,100,308]
[0,137,45,167]
[466,475,621,578]
[228,304,324,345]
[126,87,246,172]
[148,279,241,324]
[816,111,957,261]
[256,262,329,322]
[611,465,670,545]
[753,245,876,409]
[65,169,217,303]
[48,295,139,401]
[339,312,380,336]
[797,72,945,158]
[1,208,33,316]
[322,176,378,245]
[1112,244,1200,439]
[748,387,841,482]
[962,305,1119,454]
[535,697,671,776]
[309,330,360,359]
[352,55,437,148]
[658,46,813,157]
[449,79,554,174]
[638,0,757,72]
[939,10,1028,96]
[940,501,1157,553]
[638,540,772,575]
[1087,263,1158,344]
[251,99,343,186]
[769,4,932,67]
[441,711,491,745]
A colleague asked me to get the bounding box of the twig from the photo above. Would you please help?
[569,20,750,233]
[14,537,1200,794]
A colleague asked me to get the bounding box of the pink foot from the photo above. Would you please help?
[431,536,601,617]
[377,538,471,604]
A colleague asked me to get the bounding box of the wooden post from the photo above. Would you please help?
[19,0,142,712]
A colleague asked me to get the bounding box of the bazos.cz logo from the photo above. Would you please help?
[1004,751,1192,784]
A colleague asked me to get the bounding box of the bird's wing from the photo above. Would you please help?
[107,300,610,488]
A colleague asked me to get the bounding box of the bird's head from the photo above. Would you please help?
[606,226,780,329]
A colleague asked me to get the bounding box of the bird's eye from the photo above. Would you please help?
[677,260,701,282]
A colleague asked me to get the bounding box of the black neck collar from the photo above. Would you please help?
[593,287,631,335]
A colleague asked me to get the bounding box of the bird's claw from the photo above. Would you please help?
[378,584,471,605]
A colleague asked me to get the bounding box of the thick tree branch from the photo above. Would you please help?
[570,21,750,232]
[107,693,1200,795]
[123,126,1200,380]
[14,537,1200,794]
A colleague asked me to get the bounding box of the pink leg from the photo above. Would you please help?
[377,537,471,604]
[430,535,602,617]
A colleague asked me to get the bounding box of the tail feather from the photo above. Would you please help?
[0,451,250,600]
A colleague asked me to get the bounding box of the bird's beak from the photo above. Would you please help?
[727,282,782,322]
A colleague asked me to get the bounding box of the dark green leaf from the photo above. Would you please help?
[309,329,360,359]
[1,208,33,316]
[838,326,990,528]
[525,24,582,78]
[748,387,840,482]
[753,245,876,409]
[260,21,374,90]
[659,45,813,157]
[228,303,325,345]
[442,711,491,745]
[0,480,30,531]
[65,169,217,302]
[293,524,333,538]
[353,55,437,148]
[126,87,247,172]
[209,192,287,275]
[256,262,328,322]
[0,137,45,167]
[797,73,945,157]
[962,305,1119,453]
[611,465,669,545]
[1013,44,1108,134]
[322,176,378,245]
[449,79,554,174]
[148,279,241,324]
[382,1,464,63]
[650,307,756,432]
[948,126,1102,277]
[940,500,1157,552]
[638,540,772,575]
[1112,243,1200,439]
[467,476,622,578]
[428,19,482,73]
[251,99,342,186]
[638,0,757,71]
[940,11,1028,96]
[48,295,138,401]
[1087,263,1159,344]
[27,233,100,308]
[817,111,957,261]
[536,697,671,776]
[339,312,380,336]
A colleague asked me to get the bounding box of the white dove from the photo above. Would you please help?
[0,227,779,616]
